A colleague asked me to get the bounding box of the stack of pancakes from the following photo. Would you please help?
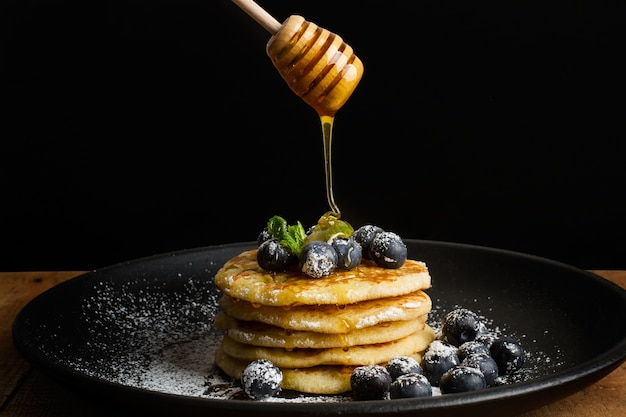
[213,249,434,395]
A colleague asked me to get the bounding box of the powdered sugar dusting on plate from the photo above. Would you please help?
[51,273,563,404]
[56,273,349,402]
[428,301,565,384]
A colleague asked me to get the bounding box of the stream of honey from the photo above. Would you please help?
[265,16,363,219]
[320,115,340,216]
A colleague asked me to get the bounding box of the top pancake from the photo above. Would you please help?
[214,249,431,307]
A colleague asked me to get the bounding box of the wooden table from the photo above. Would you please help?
[2,270,625,416]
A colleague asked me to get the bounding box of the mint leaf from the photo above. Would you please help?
[266,216,306,256]
[284,221,306,255]
[267,215,288,237]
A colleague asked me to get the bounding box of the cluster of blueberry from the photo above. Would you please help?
[351,356,430,400]
[350,308,527,399]
[257,218,408,278]
[239,308,526,401]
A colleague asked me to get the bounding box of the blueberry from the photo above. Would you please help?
[350,365,392,400]
[490,336,526,375]
[440,365,486,394]
[369,231,407,269]
[241,359,282,400]
[257,227,273,246]
[256,238,297,272]
[299,241,338,278]
[441,308,482,347]
[461,353,499,387]
[475,332,496,349]
[352,225,384,259]
[331,237,362,270]
[477,321,490,336]
[390,373,432,399]
[457,340,490,361]
[422,340,460,386]
[386,355,423,381]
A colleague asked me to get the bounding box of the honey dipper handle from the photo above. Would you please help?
[231,0,282,34]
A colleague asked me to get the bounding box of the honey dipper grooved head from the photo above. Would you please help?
[266,15,364,117]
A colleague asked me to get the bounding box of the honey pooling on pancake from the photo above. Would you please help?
[215,250,430,307]
[212,214,434,395]
[213,224,435,395]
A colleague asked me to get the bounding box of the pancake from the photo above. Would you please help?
[214,312,428,349]
[214,249,431,306]
[219,325,435,368]
[215,347,360,394]
[219,289,431,333]
[212,246,435,396]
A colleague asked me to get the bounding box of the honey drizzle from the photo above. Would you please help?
[320,115,340,216]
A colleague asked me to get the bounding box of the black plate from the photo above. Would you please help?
[13,240,626,417]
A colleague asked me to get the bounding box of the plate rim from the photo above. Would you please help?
[12,239,626,416]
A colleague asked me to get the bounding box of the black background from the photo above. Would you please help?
[2,0,625,271]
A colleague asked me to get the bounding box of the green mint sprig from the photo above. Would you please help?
[267,215,307,256]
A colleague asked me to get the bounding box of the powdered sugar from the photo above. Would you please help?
[56,274,351,403]
[51,274,562,404]
[423,340,458,360]
[355,307,404,328]
[241,359,282,399]
[427,303,565,385]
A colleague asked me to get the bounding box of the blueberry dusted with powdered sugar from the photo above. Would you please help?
[490,336,526,375]
[331,236,362,270]
[369,231,407,268]
[350,365,392,400]
[257,238,297,272]
[441,308,483,347]
[422,340,460,386]
[440,365,486,393]
[390,373,432,399]
[457,340,490,361]
[352,225,384,259]
[461,353,499,387]
[475,332,496,349]
[241,359,282,400]
[386,355,423,381]
[257,227,273,246]
[299,241,338,278]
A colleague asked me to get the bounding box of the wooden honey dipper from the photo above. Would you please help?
[232,0,363,216]
[231,0,364,117]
